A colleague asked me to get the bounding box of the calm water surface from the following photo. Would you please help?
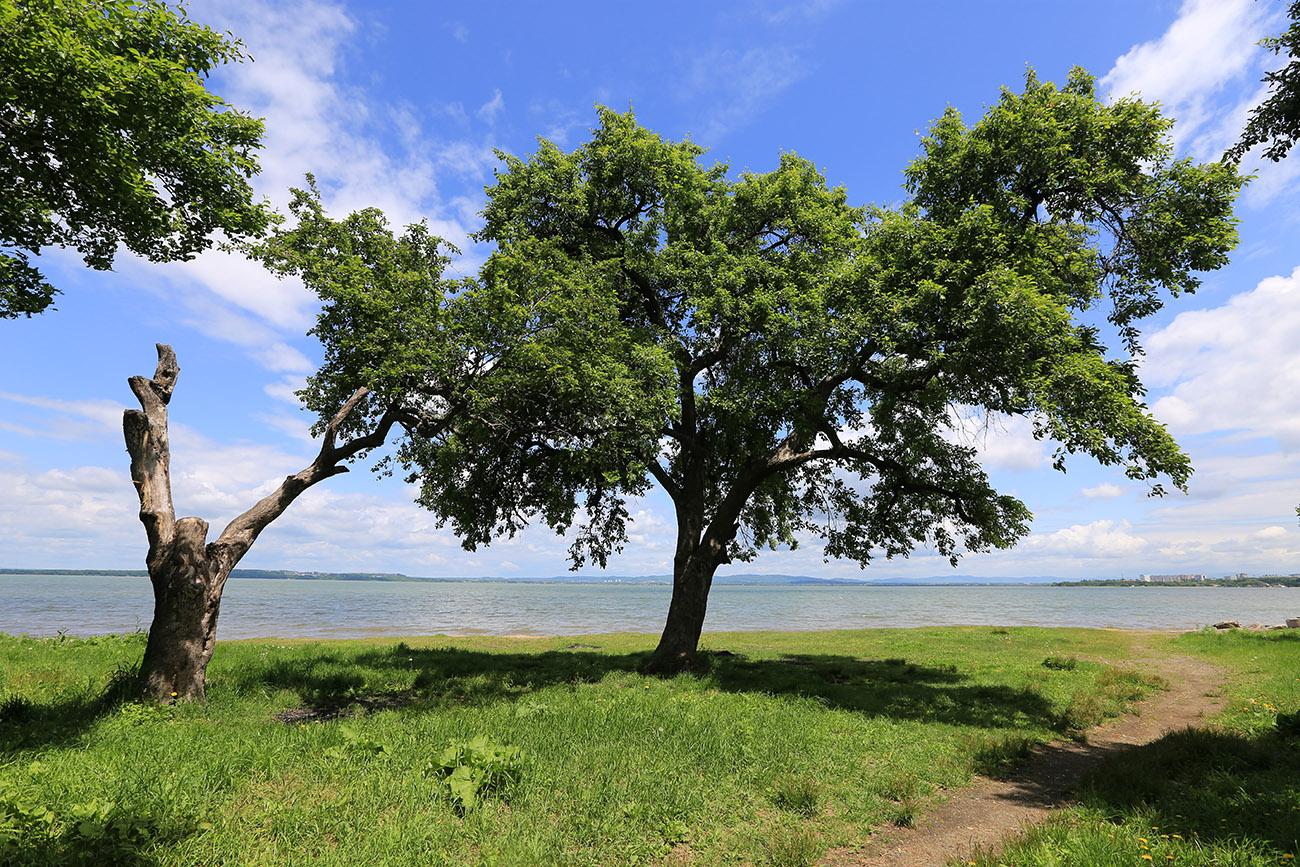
[3,573,1298,639]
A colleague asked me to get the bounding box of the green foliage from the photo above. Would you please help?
[0,768,161,864]
[0,0,270,318]
[770,774,821,816]
[1042,655,1080,670]
[450,74,1241,654]
[243,178,675,569]
[428,735,524,812]
[1227,0,1300,163]
[762,823,822,867]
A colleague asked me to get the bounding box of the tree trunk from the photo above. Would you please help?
[137,519,227,701]
[646,554,718,672]
[123,344,397,702]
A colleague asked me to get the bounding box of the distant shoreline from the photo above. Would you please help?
[2,567,1297,587]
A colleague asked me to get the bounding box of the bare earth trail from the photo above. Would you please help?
[821,637,1228,867]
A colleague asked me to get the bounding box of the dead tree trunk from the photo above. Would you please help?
[124,344,396,702]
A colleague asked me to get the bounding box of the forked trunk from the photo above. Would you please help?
[124,344,397,703]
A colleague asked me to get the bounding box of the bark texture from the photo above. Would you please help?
[124,344,395,701]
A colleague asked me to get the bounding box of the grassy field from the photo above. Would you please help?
[965,628,1300,867]
[0,626,1277,866]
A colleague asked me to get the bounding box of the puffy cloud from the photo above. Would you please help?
[1024,519,1149,558]
[1102,0,1274,151]
[1144,267,1300,451]
[1082,483,1125,499]
[1100,0,1296,203]
[112,0,490,374]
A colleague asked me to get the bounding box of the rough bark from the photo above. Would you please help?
[645,490,739,673]
[124,344,395,702]
[646,555,717,672]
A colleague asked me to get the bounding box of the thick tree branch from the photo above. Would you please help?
[210,388,401,574]
[647,459,680,502]
[123,343,181,560]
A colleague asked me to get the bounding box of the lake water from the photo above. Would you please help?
[2,573,1298,639]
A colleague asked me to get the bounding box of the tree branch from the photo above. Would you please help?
[210,388,401,573]
[123,344,181,561]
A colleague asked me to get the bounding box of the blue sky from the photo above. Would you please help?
[2,0,1298,580]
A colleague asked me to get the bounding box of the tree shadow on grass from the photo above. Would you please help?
[218,643,1059,733]
[1074,719,1300,857]
[0,662,144,756]
[2,641,1063,750]
[0,799,197,867]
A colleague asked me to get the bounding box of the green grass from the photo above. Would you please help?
[962,628,1300,867]
[0,626,1170,866]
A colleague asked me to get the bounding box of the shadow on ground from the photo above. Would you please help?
[210,643,1059,733]
[1075,720,1300,855]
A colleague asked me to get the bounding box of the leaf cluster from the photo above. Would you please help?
[1227,0,1300,163]
[244,176,675,568]
[427,735,524,812]
[450,75,1241,570]
[0,0,270,317]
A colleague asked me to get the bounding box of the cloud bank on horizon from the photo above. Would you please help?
[0,0,1296,580]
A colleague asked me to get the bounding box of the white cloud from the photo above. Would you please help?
[1102,0,1274,150]
[946,408,1049,472]
[0,392,125,441]
[1082,483,1125,499]
[263,375,309,405]
[107,0,489,375]
[1144,267,1300,450]
[682,44,808,142]
[1024,519,1148,558]
[1100,0,1298,204]
[476,89,505,125]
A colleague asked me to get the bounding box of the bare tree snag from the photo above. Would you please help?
[125,344,397,702]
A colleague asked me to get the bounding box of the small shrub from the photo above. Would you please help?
[1060,691,1106,732]
[770,774,820,816]
[957,731,1036,775]
[100,660,142,706]
[1042,655,1079,671]
[763,824,822,867]
[428,735,524,812]
[887,798,917,828]
[0,694,34,724]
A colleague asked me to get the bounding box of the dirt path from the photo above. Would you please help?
[821,646,1227,867]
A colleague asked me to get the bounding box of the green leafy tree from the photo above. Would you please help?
[1227,0,1300,163]
[0,0,270,318]
[122,180,667,701]
[434,70,1242,672]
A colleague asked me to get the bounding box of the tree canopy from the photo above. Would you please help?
[413,69,1242,671]
[128,176,671,700]
[1227,0,1300,163]
[0,0,270,318]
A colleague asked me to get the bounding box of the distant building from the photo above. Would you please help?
[1138,573,1207,583]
